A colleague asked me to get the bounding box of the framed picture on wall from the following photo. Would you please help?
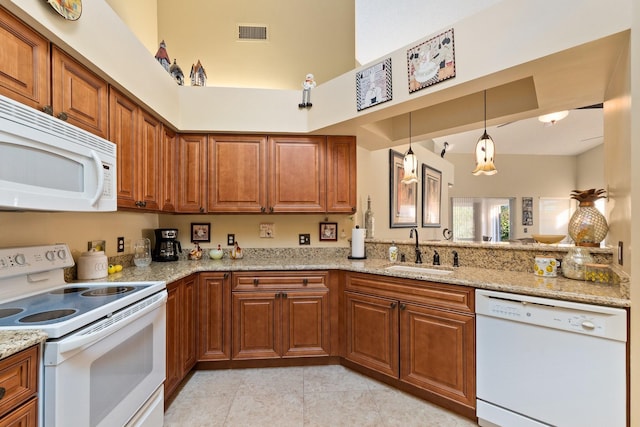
[389,149,418,228]
[356,58,392,111]
[191,222,210,242]
[319,222,338,241]
[407,28,455,94]
[522,197,534,226]
[422,164,442,227]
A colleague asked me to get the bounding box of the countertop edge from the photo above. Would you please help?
[0,330,47,360]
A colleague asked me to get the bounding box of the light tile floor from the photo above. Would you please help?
[164,365,479,427]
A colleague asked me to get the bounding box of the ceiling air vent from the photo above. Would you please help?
[237,24,268,41]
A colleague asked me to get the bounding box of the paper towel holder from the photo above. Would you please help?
[348,225,367,260]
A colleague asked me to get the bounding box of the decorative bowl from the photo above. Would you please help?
[209,249,224,260]
[532,234,565,244]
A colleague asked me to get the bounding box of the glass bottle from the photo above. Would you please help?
[364,196,374,239]
[562,247,594,280]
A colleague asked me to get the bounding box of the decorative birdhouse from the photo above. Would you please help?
[154,40,171,72]
[169,59,184,86]
[190,60,207,87]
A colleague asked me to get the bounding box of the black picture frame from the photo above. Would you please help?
[191,222,211,242]
[422,164,442,227]
[389,149,418,228]
[319,222,338,241]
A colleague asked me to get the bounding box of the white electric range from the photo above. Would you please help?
[0,244,167,427]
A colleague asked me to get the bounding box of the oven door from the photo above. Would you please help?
[42,291,167,427]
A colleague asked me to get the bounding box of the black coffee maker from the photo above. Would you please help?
[153,228,182,262]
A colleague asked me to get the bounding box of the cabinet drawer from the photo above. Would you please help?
[0,396,37,427]
[0,345,39,419]
[232,271,328,291]
[345,272,474,313]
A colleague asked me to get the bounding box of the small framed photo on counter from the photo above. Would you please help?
[319,222,338,241]
[191,222,210,243]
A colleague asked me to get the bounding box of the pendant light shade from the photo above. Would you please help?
[402,113,419,184]
[472,90,497,176]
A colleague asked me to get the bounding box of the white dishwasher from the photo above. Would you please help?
[476,289,627,427]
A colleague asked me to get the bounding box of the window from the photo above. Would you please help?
[451,197,514,242]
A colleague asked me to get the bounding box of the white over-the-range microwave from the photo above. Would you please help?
[0,94,116,212]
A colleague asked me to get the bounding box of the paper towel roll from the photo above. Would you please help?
[351,227,366,258]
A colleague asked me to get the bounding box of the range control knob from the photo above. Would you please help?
[13,253,26,266]
[46,251,56,261]
[57,249,67,260]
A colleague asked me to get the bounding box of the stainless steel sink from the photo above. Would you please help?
[385,265,454,275]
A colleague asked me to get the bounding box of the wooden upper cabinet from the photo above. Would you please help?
[0,6,50,110]
[137,109,161,211]
[51,47,108,139]
[268,135,326,213]
[109,88,161,210]
[109,89,138,208]
[327,136,357,213]
[176,134,208,213]
[208,135,267,213]
[161,126,177,212]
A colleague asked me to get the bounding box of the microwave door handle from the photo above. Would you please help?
[89,150,105,207]
[57,292,167,355]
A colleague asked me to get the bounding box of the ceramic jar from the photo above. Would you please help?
[562,247,594,280]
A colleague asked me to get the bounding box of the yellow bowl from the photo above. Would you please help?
[532,234,565,244]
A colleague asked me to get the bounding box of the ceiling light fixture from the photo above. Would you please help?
[538,110,569,126]
[472,90,497,176]
[402,112,419,184]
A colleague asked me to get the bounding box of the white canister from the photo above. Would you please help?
[77,249,108,280]
[389,241,398,262]
[534,256,558,277]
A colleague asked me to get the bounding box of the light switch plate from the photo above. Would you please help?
[299,234,310,245]
[260,223,274,238]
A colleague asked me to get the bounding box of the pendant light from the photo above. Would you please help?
[402,112,419,184]
[472,90,497,176]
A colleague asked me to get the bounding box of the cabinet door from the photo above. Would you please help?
[268,136,326,213]
[207,135,267,212]
[232,292,280,360]
[198,273,231,361]
[109,89,138,208]
[326,136,356,213]
[344,291,398,378]
[182,274,198,373]
[137,109,161,210]
[399,303,476,408]
[165,280,181,399]
[0,7,49,110]
[176,134,207,213]
[0,397,37,427]
[161,126,177,212]
[52,47,108,138]
[281,291,330,357]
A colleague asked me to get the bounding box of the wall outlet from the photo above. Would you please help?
[260,223,274,238]
[618,241,623,265]
[227,234,235,246]
[299,234,310,245]
[117,237,125,252]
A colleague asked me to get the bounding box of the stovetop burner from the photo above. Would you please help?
[49,287,90,294]
[19,309,77,323]
[81,286,135,297]
[0,308,23,319]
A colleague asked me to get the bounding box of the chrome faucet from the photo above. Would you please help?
[409,227,423,264]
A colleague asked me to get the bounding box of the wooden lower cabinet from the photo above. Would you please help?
[232,271,330,360]
[165,274,197,401]
[198,272,231,361]
[344,273,475,415]
[0,344,39,427]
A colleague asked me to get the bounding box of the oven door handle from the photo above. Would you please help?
[57,291,167,355]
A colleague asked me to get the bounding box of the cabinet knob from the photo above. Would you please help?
[302,279,308,286]
[199,207,205,213]
[261,207,266,213]
[351,206,356,213]
[282,292,287,299]
[400,303,407,310]
[253,278,259,286]
[269,207,274,213]
[390,302,397,309]
[0,387,5,400]
[42,105,53,115]
[57,111,68,121]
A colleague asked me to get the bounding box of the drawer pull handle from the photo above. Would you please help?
[253,279,259,286]
[0,387,5,400]
[303,279,308,286]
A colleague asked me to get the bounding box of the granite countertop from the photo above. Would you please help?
[0,330,47,360]
[100,255,630,308]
